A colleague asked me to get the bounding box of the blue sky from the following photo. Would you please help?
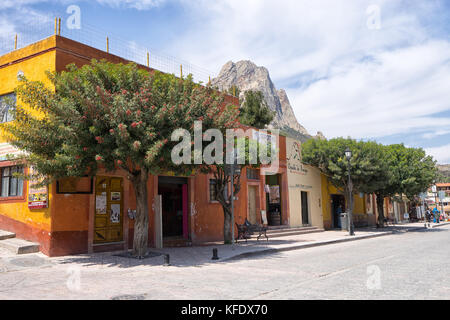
[1,0,449,163]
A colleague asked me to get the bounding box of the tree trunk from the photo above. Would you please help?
[131,170,149,258]
[223,204,232,244]
[376,193,385,227]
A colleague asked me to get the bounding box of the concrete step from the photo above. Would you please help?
[163,238,192,248]
[249,227,324,239]
[0,237,40,254]
[265,226,318,234]
[266,229,325,238]
[0,229,16,240]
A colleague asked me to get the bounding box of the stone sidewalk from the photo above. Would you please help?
[1,221,448,271]
[46,221,449,268]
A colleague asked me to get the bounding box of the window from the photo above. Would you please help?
[1,166,24,197]
[209,179,217,201]
[0,93,16,123]
[246,168,260,180]
[209,179,229,202]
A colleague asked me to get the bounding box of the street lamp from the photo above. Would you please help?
[345,148,352,160]
[345,148,355,236]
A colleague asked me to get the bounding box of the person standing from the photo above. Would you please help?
[425,208,431,227]
[432,207,440,223]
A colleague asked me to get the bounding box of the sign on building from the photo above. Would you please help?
[28,167,48,209]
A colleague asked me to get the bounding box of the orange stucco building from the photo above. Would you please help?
[0,35,290,256]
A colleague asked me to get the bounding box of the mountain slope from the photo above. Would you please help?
[211,60,310,137]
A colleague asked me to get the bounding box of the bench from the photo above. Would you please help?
[235,219,268,243]
[384,217,395,226]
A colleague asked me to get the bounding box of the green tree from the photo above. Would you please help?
[373,144,437,225]
[200,136,274,243]
[1,60,239,258]
[301,137,389,234]
[239,90,275,129]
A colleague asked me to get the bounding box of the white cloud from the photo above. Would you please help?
[95,0,166,10]
[422,130,450,140]
[160,0,449,153]
[288,40,450,139]
[425,144,450,164]
[1,0,448,159]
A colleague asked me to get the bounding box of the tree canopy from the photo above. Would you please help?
[238,90,275,129]
[302,137,438,227]
[1,60,240,257]
[302,137,389,197]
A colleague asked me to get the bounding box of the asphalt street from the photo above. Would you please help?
[0,225,449,299]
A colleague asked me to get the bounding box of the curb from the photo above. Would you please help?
[220,224,440,262]
[431,222,450,228]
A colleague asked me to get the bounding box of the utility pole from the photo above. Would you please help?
[230,159,235,248]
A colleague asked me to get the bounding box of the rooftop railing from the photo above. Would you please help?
[0,16,213,84]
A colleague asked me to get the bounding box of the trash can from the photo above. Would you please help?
[340,213,348,231]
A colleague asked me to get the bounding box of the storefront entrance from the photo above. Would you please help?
[266,174,282,226]
[94,176,123,243]
[158,176,188,239]
[301,191,310,225]
[331,194,345,229]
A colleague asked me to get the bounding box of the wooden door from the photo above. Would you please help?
[94,176,124,243]
[248,186,258,224]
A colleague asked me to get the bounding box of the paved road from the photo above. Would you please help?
[0,225,449,299]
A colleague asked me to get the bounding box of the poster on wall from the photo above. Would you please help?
[28,167,48,209]
[95,193,107,214]
[111,192,121,201]
[28,188,48,209]
[110,204,121,223]
[269,185,280,204]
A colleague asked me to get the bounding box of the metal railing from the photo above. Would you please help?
[0,16,214,84]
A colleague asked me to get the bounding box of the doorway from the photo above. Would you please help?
[331,194,345,229]
[158,176,188,239]
[94,176,123,243]
[248,185,258,224]
[266,174,282,225]
[301,191,309,226]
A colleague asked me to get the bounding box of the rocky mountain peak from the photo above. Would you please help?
[212,60,310,137]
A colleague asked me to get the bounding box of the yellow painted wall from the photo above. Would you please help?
[0,37,56,230]
[320,173,367,229]
[286,137,323,228]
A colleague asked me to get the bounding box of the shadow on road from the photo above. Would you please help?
[54,238,305,269]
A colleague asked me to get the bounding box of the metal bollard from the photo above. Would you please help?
[163,254,170,266]
[212,248,219,260]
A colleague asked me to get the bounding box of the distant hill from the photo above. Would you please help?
[437,164,450,182]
